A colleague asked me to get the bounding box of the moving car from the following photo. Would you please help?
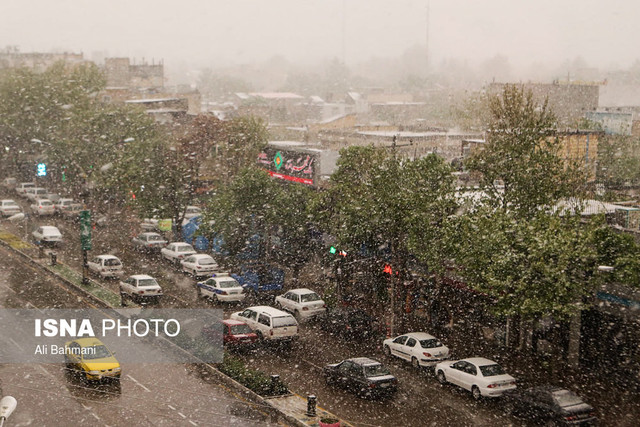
[32,226,62,246]
[25,187,48,202]
[503,386,597,426]
[383,332,450,368]
[230,306,298,342]
[119,274,163,304]
[132,232,168,252]
[436,357,517,400]
[16,182,35,196]
[64,337,121,382]
[181,253,218,278]
[274,288,326,321]
[323,357,398,398]
[319,307,381,340]
[161,242,197,264]
[87,255,124,279]
[0,199,22,217]
[196,273,246,302]
[30,198,55,216]
[54,198,81,215]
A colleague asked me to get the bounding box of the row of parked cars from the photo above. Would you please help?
[1,180,82,220]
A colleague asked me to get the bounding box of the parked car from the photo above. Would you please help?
[323,357,398,398]
[319,308,382,340]
[87,255,124,279]
[196,273,246,302]
[44,192,62,204]
[435,357,517,400]
[231,263,284,296]
[160,242,197,264]
[1,177,17,189]
[30,198,55,216]
[64,337,121,382]
[16,182,35,196]
[132,232,168,252]
[184,205,202,219]
[0,199,22,217]
[119,274,163,305]
[274,288,326,321]
[201,319,258,349]
[25,187,48,202]
[181,254,218,278]
[503,386,597,426]
[61,203,83,220]
[383,332,450,368]
[54,198,81,215]
[32,226,62,246]
[230,306,298,342]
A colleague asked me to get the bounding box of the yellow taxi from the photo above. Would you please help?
[64,338,121,381]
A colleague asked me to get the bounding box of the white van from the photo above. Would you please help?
[230,306,298,342]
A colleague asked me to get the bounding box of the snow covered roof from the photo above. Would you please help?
[125,98,179,104]
[552,198,629,216]
[310,95,324,103]
[249,92,303,100]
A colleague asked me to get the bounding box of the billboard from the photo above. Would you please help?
[257,146,317,186]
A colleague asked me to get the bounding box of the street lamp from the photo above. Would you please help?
[0,396,17,427]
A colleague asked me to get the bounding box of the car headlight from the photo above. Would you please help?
[89,370,100,375]
[113,367,121,372]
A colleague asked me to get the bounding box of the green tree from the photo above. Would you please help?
[597,134,640,188]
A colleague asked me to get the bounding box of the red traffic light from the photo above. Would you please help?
[383,264,392,274]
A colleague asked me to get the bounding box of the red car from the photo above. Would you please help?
[203,319,258,348]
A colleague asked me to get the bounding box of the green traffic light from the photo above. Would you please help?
[329,246,336,254]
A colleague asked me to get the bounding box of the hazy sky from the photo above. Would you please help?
[1,0,638,70]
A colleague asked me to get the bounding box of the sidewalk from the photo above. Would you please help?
[266,393,354,427]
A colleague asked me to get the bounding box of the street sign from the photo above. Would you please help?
[80,210,92,251]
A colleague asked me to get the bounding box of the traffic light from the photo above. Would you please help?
[329,246,337,255]
[383,264,393,274]
[329,246,347,257]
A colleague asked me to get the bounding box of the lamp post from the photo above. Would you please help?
[0,396,17,427]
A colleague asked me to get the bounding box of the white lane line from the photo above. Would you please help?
[126,374,151,392]
[188,421,197,426]
[178,412,187,419]
[82,404,92,410]
[91,413,101,420]
[9,337,24,351]
[167,404,176,410]
[0,282,16,293]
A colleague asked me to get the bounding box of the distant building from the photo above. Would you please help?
[0,47,88,71]
[104,57,164,90]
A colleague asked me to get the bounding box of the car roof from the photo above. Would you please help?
[191,254,213,259]
[348,357,381,366]
[402,332,437,340]
[41,226,60,232]
[287,288,318,295]
[224,319,248,326]
[1,199,16,202]
[244,306,291,316]
[140,231,162,236]
[462,357,498,366]
[129,274,155,280]
[170,242,193,246]
[97,254,120,260]
[71,337,106,347]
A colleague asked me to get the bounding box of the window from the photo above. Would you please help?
[290,294,299,302]
[339,361,352,374]
[258,314,271,326]
[405,338,417,347]
[198,257,216,266]
[184,257,194,263]
[419,339,443,349]
[104,258,121,266]
[479,364,505,377]
[393,336,408,345]
[247,310,257,321]
[272,316,297,327]
[364,364,391,378]
[300,292,321,303]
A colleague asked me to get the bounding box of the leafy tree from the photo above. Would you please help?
[465,84,585,219]
[597,134,640,188]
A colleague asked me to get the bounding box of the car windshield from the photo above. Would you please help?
[147,235,164,241]
[104,258,121,266]
[363,364,390,377]
[41,200,53,206]
[300,292,321,302]
[419,339,443,349]
[218,279,239,288]
[479,364,506,377]
[272,316,297,327]
[137,279,158,287]
[198,257,215,265]
[5,201,18,206]
[178,246,194,252]
[82,344,113,360]
[552,390,583,407]
[229,324,253,335]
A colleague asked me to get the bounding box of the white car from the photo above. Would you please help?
[184,206,202,219]
[161,242,197,264]
[32,226,62,246]
[25,187,48,202]
[230,306,298,341]
[16,182,35,196]
[274,288,327,321]
[181,254,218,278]
[119,274,163,305]
[383,332,450,367]
[30,198,55,216]
[54,198,80,215]
[132,232,168,252]
[435,357,517,400]
[196,273,246,302]
[0,199,22,217]
[88,255,124,279]
[2,177,17,189]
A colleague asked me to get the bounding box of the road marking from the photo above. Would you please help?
[0,282,16,293]
[91,413,101,421]
[167,404,176,410]
[126,374,151,392]
[178,412,187,419]
[188,420,197,426]
[82,404,92,410]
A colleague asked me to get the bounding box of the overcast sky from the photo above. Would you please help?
[1,0,638,70]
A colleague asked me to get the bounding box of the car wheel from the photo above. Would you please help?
[256,331,264,340]
[383,345,391,357]
[436,370,447,384]
[196,287,203,298]
[471,386,482,401]
[294,310,301,322]
[411,356,420,368]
